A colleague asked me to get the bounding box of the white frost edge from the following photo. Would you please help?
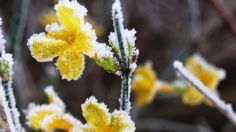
[173,61,236,125]
[55,0,87,21]
[93,42,115,60]
[110,110,135,132]
[81,22,98,58]
[1,53,24,132]
[45,22,64,33]
[25,104,64,126]
[41,113,82,130]
[112,0,128,59]
[0,17,6,55]
[81,96,110,117]
[0,81,17,132]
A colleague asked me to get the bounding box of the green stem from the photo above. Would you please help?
[120,73,131,111]
[113,7,131,111]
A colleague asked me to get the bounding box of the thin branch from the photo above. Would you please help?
[173,61,236,125]
[209,0,236,37]
[0,79,11,132]
[112,0,131,112]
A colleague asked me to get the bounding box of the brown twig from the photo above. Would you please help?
[209,0,236,37]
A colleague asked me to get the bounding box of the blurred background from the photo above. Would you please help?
[1,0,236,131]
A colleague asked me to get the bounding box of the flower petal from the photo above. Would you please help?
[55,0,87,31]
[41,113,81,132]
[81,96,109,131]
[26,104,64,130]
[108,111,135,132]
[74,29,94,56]
[56,47,85,81]
[182,85,204,105]
[27,33,66,62]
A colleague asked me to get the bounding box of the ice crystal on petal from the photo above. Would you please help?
[41,113,82,131]
[0,18,6,54]
[26,104,64,130]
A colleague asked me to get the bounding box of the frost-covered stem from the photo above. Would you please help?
[113,0,131,112]
[0,54,24,132]
[173,61,236,125]
[120,73,131,111]
[0,79,11,132]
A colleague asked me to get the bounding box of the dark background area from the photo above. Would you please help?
[1,0,236,131]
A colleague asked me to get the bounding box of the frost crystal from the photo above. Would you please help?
[112,0,128,62]
[0,18,6,55]
[2,54,24,132]
[55,0,87,20]
[173,61,236,125]
[110,1,138,62]
[0,17,24,132]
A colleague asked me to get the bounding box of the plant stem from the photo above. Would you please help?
[173,61,236,125]
[120,73,131,111]
[113,0,131,112]
[0,80,11,132]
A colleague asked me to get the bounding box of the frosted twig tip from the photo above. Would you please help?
[173,61,183,69]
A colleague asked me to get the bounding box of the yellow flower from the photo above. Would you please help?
[26,104,64,130]
[132,63,157,106]
[80,96,135,132]
[41,113,81,132]
[182,54,225,105]
[26,86,82,131]
[28,0,97,81]
[26,87,135,132]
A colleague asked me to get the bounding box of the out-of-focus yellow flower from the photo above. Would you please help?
[80,96,135,132]
[28,0,97,81]
[182,54,226,105]
[39,10,58,27]
[132,63,157,106]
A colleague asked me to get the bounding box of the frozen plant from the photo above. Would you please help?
[28,0,139,112]
[26,86,135,132]
[109,0,139,112]
[0,17,24,132]
[173,60,236,125]
[26,0,138,131]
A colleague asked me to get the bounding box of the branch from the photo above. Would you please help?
[0,79,11,132]
[173,61,236,125]
[112,0,131,112]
